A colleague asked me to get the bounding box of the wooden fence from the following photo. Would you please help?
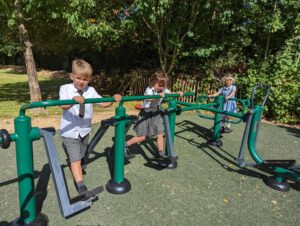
[92,70,244,102]
[129,73,220,103]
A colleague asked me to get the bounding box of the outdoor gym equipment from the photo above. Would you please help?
[0,92,193,225]
[167,84,300,191]
[84,107,179,171]
[237,84,300,191]
[172,94,249,147]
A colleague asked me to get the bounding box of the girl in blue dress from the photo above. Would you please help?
[209,76,237,133]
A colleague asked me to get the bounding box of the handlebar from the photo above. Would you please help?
[196,95,249,123]
[19,92,195,116]
[250,84,270,108]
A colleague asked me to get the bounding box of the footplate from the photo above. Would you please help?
[262,160,296,168]
[292,168,300,173]
[72,186,104,202]
[152,155,178,162]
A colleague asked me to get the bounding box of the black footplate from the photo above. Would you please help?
[152,155,178,162]
[292,168,300,173]
[262,160,296,168]
[71,186,104,203]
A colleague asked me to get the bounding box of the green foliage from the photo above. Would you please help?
[0,0,22,57]
[0,0,299,123]
[136,0,201,73]
[238,18,300,123]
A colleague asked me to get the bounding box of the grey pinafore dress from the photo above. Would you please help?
[134,99,164,137]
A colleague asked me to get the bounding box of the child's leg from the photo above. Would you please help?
[126,136,146,146]
[221,115,227,128]
[154,133,167,158]
[157,133,164,152]
[63,137,88,194]
[125,136,146,159]
[70,161,84,183]
[80,134,89,169]
[223,116,233,133]
[225,116,231,128]
[70,161,87,194]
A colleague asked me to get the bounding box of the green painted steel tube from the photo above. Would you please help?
[212,96,223,141]
[273,167,300,181]
[176,101,194,107]
[168,99,177,145]
[196,105,244,118]
[180,103,218,112]
[14,115,41,224]
[19,93,195,115]
[113,106,126,183]
[19,98,115,116]
[248,106,264,164]
[178,101,244,118]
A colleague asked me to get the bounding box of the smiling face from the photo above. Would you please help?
[70,73,92,91]
[225,78,234,87]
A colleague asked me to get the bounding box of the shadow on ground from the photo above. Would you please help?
[175,119,300,191]
[278,125,300,138]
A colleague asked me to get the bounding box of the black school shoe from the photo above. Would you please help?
[125,146,135,160]
[153,151,168,159]
[77,184,88,195]
[223,127,233,133]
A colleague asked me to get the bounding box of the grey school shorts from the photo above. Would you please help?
[62,134,89,163]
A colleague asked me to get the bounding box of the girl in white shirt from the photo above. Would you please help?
[125,71,180,159]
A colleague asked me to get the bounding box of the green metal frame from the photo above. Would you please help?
[248,105,300,182]
[177,95,248,142]
[0,92,194,224]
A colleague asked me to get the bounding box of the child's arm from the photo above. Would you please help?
[59,85,83,110]
[60,95,84,110]
[99,94,122,107]
[171,91,184,97]
[225,88,237,100]
[163,88,183,97]
[209,90,221,97]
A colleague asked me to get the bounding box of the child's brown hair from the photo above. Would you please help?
[149,70,169,87]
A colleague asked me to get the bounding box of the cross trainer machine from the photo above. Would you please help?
[237,84,300,191]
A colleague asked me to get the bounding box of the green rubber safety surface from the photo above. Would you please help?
[0,112,299,226]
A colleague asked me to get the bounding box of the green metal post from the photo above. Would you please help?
[212,96,223,141]
[168,99,177,146]
[14,115,41,224]
[114,106,126,183]
[106,105,131,194]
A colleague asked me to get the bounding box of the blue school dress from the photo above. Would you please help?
[219,85,237,113]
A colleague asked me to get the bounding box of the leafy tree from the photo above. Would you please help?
[136,0,201,73]
[0,0,22,63]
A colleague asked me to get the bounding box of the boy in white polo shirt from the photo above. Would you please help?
[59,59,121,195]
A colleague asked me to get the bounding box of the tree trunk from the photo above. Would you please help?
[14,0,42,103]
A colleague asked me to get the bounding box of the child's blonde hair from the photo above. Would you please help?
[149,70,169,87]
[72,59,93,78]
[223,75,235,83]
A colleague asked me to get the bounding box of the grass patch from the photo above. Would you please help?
[0,67,68,118]
[0,67,138,119]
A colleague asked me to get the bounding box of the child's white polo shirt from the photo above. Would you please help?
[59,83,102,139]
